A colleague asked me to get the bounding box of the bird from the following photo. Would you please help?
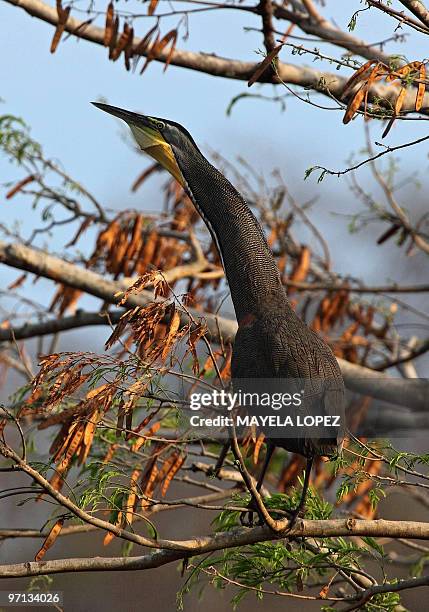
[92,102,345,527]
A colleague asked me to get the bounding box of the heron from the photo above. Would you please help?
[93,102,345,527]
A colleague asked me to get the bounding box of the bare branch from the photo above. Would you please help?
[341,574,429,612]
[2,442,429,592]
[367,0,429,34]
[259,0,276,53]
[309,133,429,180]
[399,0,429,29]
[301,0,326,24]
[284,280,429,293]
[272,2,394,64]
[0,310,124,341]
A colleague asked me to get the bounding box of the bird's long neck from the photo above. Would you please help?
[180,152,284,321]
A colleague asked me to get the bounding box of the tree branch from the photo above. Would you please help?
[366,134,429,257]
[341,574,429,612]
[0,310,124,341]
[259,0,276,53]
[367,0,429,35]
[0,489,240,541]
[272,2,394,64]
[0,239,428,411]
[399,0,429,29]
[5,0,429,113]
[0,550,185,578]
[2,514,429,579]
[284,280,429,293]
[374,337,429,371]
[301,0,325,24]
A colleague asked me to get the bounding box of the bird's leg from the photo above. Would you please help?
[240,442,275,527]
[207,441,231,477]
[286,456,314,531]
[256,441,275,492]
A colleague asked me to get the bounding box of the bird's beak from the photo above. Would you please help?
[92,102,185,187]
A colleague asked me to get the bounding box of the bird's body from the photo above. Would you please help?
[233,295,344,459]
[93,103,345,523]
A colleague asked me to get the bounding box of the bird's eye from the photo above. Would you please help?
[156,121,165,130]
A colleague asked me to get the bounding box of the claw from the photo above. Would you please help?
[239,510,254,527]
[284,504,306,533]
[239,499,266,527]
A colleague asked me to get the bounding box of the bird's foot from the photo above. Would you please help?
[239,500,306,530]
[284,504,306,533]
[239,498,265,527]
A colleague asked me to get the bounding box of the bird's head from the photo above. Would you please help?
[92,102,201,188]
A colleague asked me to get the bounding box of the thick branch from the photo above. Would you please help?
[3,0,261,79]
[2,516,429,578]
[374,337,429,371]
[0,551,184,577]
[399,0,429,28]
[368,0,429,34]
[301,0,325,24]
[2,443,429,583]
[0,240,428,411]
